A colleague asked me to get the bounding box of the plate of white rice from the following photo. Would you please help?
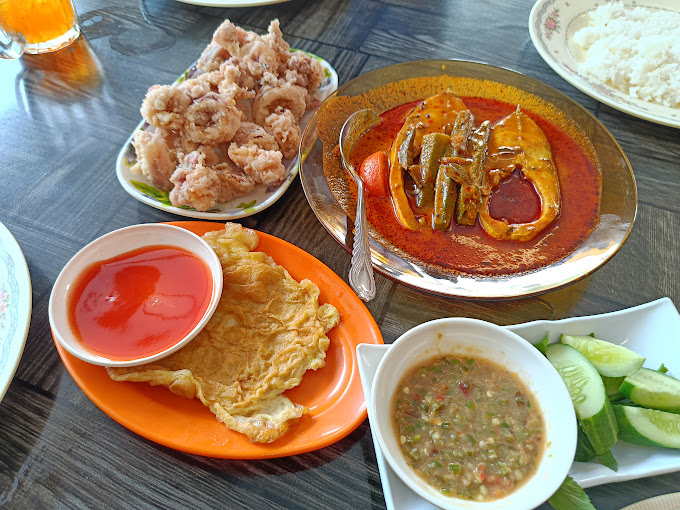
[529,0,680,128]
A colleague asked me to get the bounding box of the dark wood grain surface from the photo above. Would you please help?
[1,0,679,508]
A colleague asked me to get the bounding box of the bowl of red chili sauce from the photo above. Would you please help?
[369,318,576,508]
[49,223,223,367]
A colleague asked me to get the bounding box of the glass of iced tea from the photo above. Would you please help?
[0,0,79,55]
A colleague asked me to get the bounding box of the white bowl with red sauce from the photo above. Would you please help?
[369,318,576,510]
[49,223,223,367]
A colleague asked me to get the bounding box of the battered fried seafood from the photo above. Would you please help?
[169,149,222,211]
[227,143,285,185]
[264,107,301,159]
[131,19,326,211]
[140,85,190,131]
[108,223,340,443]
[131,129,178,191]
[230,122,279,151]
[183,92,242,145]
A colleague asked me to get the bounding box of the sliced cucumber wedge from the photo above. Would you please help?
[573,426,618,470]
[546,343,618,455]
[613,405,680,449]
[620,368,680,412]
[560,334,645,377]
[574,426,597,462]
[574,425,618,470]
[602,375,625,402]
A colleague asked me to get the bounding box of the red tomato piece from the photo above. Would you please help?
[358,151,389,197]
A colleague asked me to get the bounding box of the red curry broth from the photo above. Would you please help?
[349,97,601,276]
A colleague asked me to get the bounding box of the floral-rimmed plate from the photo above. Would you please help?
[529,0,680,129]
[0,221,31,403]
[116,53,338,219]
[358,298,680,509]
[621,492,680,510]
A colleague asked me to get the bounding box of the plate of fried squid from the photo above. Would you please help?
[116,19,338,219]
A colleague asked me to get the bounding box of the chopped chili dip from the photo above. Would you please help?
[392,355,545,501]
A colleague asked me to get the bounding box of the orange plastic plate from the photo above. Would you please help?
[54,221,383,459]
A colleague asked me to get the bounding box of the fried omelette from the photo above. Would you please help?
[107,222,340,443]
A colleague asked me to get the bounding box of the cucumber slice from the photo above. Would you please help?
[574,426,596,462]
[546,343,618,455]
[602,376,625,401]
[613,405,680,449]
[574,426,618,470]
[620,368,680,412]
[560,334,645,377]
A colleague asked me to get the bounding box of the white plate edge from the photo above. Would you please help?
[620,491,680,510]
[358,344,398,510]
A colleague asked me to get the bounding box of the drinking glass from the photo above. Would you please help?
[0,0,79,55]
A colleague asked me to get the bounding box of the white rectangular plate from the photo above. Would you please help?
[358,298,680,510]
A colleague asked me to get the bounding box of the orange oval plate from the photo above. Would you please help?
[53,221,383,459]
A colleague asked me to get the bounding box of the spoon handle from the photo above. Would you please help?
[349,180,376,302]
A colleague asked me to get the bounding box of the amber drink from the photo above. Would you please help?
[0,0,79,54]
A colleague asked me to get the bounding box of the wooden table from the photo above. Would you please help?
[1,0,679,508]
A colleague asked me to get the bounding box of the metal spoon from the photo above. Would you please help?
[339,109,381,302]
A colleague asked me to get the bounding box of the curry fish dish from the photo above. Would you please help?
[319,77,601,276]
[385,91,560,243]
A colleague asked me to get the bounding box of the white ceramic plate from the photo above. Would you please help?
[175,0,289,6]
[529,0,680,128]
[116,53,338,219]
[369,318,575,510]
[358,298,680,509]
[0,221,31,403]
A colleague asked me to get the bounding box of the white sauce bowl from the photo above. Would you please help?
[49,223,223,367]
